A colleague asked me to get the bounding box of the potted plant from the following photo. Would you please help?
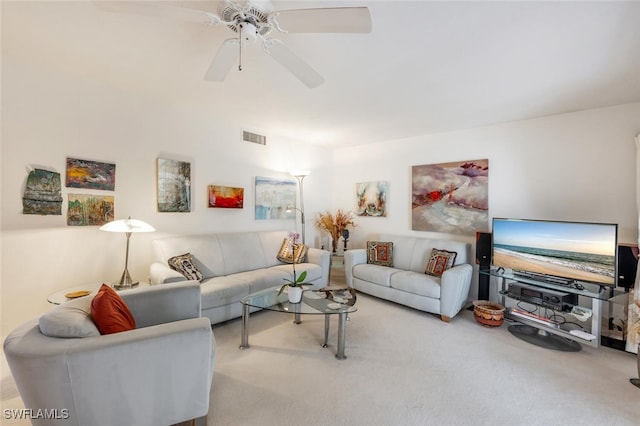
[278,233,312,303]
[314,209,357,253]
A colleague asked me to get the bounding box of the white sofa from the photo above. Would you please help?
[150,230,331,325]
[4,282,214,426]
[345,234,473,322]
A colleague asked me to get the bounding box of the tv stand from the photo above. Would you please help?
[480,269,621,351]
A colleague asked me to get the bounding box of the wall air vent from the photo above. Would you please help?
[242,129,266,145]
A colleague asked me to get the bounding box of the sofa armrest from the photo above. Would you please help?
[439,263,473,319]
[344,249,367,288]
[307,247,331,287]
[150,262,187,284]
[121,281,202,328]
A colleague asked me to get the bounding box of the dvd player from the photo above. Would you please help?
[507,282,577,310]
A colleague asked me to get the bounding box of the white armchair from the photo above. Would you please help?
[3,281,215,426]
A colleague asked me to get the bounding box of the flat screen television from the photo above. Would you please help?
[492,218,618,288]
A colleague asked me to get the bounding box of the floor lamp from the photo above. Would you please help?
[290,170,310,245]
[100,217,155,289]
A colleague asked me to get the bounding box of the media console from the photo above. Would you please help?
[480,269,621,351]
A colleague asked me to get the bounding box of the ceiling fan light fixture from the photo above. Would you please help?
[239,22,258,43]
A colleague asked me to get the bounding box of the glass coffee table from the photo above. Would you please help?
[240,286,357,360]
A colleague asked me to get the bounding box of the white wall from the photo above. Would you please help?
[0,56,333,337]
[331,103,640,298]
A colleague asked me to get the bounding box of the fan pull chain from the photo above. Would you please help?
[238,23,243,72]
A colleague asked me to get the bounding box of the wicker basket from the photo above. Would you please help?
[473,300,505,327]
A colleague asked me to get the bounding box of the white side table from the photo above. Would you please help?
[47,282,149,305]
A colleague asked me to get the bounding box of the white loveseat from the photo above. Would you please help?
[345,234,473,322]
[150,230,331,325]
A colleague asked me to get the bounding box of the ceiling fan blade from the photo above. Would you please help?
[93,1,217,25]
[271,7,372,33]
[266,41,325,88]
[205,39,239,82]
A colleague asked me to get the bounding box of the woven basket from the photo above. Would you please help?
[473,300,505,327]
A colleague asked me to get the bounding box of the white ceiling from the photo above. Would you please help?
[3,1,640,148]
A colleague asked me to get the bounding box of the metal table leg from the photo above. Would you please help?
[322,314,330,348]
[240,303,250,349]
[336,311,348,360]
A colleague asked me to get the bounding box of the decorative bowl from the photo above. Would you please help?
[473,300,505,327]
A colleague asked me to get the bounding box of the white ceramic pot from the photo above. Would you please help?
[288,286,303,304]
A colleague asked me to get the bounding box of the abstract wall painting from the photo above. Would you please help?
[67,194,114,226]
[22,168,63,215]
[412,159,489,234]
[356,181,388,217]
[66,158,116,191]
[157,158,191,213]
[254,176,296,220]
[208,185,244,208]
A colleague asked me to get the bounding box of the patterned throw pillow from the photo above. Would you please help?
[168,253,204,281]
[367,241,394,267]
[425,249,457,277]
[90,284,136,335]
[277,238,308,264]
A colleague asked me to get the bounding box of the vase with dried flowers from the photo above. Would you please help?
[277,232,311,303]
[314,209,357,253]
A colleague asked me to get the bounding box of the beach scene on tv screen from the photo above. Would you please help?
[492,220,616,285]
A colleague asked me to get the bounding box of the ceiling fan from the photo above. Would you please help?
[95,1,372,88]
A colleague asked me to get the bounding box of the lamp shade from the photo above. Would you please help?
[99,218,155,233]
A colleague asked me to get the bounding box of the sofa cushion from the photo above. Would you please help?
[425,249,457,277]
[200,276,251,309]
[90,284,136,335]
[353,263,400,287]
[168,253,204,281]
[390,271,442,298]
[276,238,308,264]
[39,295,100,338]
[367,241,394,267]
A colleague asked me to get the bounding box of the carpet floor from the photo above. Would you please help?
[208,291,639,426]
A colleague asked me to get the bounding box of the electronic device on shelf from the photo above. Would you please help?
[492,218,618,288]
[507,282,577,311]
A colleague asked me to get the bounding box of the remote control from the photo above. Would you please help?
[569,329,596,341]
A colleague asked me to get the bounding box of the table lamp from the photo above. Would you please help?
[100,217,155,289]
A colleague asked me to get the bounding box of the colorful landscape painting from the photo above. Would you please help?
[356,181,388,217]
[254,176,296,220]
[157,158,191,213]
[67,194,114,226]
[412,159,489,234]
[66,158,116,190]
[208,185,244,208]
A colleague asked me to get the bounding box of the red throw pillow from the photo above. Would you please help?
[90,284,136,335]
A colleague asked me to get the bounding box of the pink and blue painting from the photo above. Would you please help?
[412,159,488,234]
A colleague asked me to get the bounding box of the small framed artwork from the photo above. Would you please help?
[208,185,244,208]
[356,181,388,217]
[157,158,191,213]
[67,194,114,226]
[254,176,296,220]
[66,157,116,191]
[23,168,63,215]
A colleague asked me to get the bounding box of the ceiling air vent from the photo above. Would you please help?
[242,129,266,145]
